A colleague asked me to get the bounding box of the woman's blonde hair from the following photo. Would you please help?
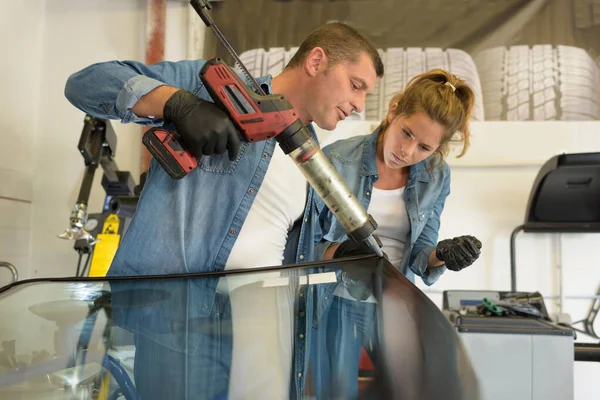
[380,69,475,159]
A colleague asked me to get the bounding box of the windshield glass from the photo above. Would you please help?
[0,256,479,400]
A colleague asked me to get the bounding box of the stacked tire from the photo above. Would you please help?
[474,45,600,120]
[370,48,484,121]
[239,47,299,80]
[238,46,485,122]
[238,44,600,121]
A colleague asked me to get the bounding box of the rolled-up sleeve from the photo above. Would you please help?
[64,59,207,126]
[116,75,167,124]
[408,169,451,286]
[411,245,446,286]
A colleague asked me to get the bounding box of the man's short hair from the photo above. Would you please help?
[286,22,384,78]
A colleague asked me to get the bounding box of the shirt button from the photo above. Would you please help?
[298,373,302,378]
[203,306,208,310]
[263,152,269,158]
[299,292,304,297]
[248,188,254,194]
[366,192,370,196]
[304,218,308,223]
[229,229,236,235]
[299,255,305,260]
[298,333,304,339]
[299,311,305,317]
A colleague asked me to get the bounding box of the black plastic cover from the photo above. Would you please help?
[524,152,600,232]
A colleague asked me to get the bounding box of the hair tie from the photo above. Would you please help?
[444,81,456,93]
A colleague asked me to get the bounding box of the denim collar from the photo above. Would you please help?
[361,125,431,183]
[360,128,380,177]
[256,75,273,94]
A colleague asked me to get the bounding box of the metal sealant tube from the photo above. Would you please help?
[285,135,383,257]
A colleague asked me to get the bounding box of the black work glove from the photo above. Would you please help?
[333,235,384,259]
[163,89,240,161]
[435,235,482,271]
[332,236,384,301]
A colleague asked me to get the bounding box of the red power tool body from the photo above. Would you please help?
[142,58,304,180]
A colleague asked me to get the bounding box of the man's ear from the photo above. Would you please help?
[304,47,328,77]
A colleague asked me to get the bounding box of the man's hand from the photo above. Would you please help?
[435,235,482,271]
[332,235,384,259]
[327,236,384,301]
[163,89,241,161]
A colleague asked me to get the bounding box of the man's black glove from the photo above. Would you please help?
[435,235,482,271]
[333,235,384,259]
[332,236,384,301]
[163,89,240,161]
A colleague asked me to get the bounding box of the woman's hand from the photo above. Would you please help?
[435,235,482,271]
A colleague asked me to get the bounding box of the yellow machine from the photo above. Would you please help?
[83,213,123,277]
[58,115,142,277]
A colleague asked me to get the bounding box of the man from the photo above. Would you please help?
[65,22,383,399]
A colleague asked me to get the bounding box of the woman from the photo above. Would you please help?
[311,69,483,398]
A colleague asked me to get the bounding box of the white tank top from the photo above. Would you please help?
[369,186,411,266]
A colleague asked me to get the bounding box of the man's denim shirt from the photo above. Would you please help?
[313,128,450,300]
[65,59,318,397]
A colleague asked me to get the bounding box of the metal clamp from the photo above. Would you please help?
[58,202,97,245]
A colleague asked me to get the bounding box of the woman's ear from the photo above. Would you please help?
[386,103,398,124]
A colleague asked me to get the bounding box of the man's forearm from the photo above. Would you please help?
[131,85,180,118]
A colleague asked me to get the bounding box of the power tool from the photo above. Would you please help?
[142,0,383,256]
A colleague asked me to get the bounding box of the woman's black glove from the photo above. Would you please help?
[163,89,240,161]
[435,235,482,271]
